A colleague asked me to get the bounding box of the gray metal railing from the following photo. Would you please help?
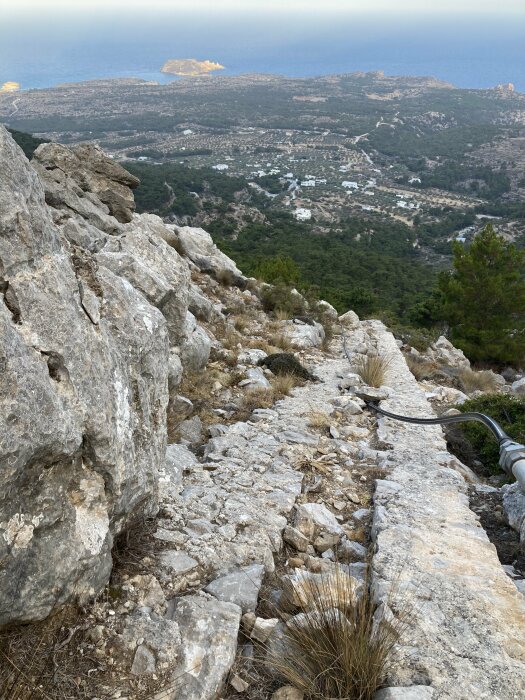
[366,401,525,492]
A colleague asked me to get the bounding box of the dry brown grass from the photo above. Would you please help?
[0,606,88,700]
[223,351,239,368]
[215,268,236,286]
[274,309,291,321]
[233,315,250,334]
[211,320,243,351]
[175,367,238,433]
[321,323,335,353]
[404,354,438,381]
[0,604,178,700]
[268,333,294,352]
[244,337,273,355]
[457,368,501,394]
[222,329,242,351]
[272,373,302,397]
[241,387,276,413]
[111,516,157,577]
[265,567,407,700]
[353,354,393,388]
[308,411,332,431]
[178,368,216,403]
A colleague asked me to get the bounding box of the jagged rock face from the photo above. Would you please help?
[0,126,198,626]
[32,141,139,226]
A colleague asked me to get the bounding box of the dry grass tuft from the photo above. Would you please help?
[0,606,86,700]
[308,410,332,431]
[211,320,243,351]
[111,516,157,576]
[268,333,294,352]
[178,368,216,403]
[404,354,437,381]
[0,603,176,700]
[353,354,393,388]
[222,329,243,351]
[265,567,407,700]
[274,309,291,321]
[272,373,302,397]
[241,387,276,413]
[321,323,335,353]
[457,368,501,394]
[215,268,236,287]
[233,315,251,334]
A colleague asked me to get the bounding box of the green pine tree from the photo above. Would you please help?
[438,224,525,365]
[253,255,302,286]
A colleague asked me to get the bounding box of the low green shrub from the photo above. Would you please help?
[260,284,307,317]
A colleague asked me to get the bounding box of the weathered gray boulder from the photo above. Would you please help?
[339,309,360,328]
[427,336,470,370]
[188,281,215,321]
[294,503,344,542]
[113,609,181,675]
[281,319,325,349]
[239,367,271,390]
[172,225,245,284]
[0,127,174,627]
[162,595,241,700]
[511,377,525,396]
[179,311,212,371]
[502,482,525,548]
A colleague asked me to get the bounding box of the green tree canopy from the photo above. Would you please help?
[438,224,525,365]
[253,255,302,287]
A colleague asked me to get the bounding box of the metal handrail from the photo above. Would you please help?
[365,401,525,492]
[365,402,510,442]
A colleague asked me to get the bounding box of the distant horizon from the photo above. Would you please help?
[6,68,524,96]
[1,11,523,93]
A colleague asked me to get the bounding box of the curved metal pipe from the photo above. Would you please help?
[366,401,525,492]
[365,402,510,443]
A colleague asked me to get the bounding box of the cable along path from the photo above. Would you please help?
[154,318,525,699]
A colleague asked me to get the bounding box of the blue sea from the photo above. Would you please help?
[1,10,524,92]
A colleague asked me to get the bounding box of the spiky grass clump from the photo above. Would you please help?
[404,354,437,382]
[353,354,393,388]
[268,333,294,352]
[215,268,236,287]
[266,568,405,700]
[274,309,291,321]
[242,387,276,413]
[457,368,501,394]
[272,373,302,397]
[308,411,332,431]
[233,315,250,334]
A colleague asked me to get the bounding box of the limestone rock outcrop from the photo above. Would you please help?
[0,126,210,626]
[426,335,470,370]
[172,225,245,284]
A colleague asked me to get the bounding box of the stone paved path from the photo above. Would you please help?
[157,319,525,699]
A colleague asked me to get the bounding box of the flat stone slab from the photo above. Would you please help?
[161,595,241,700]
[204,564,265,612]
[159,550,198,576]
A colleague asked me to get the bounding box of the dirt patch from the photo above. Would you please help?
[469,487,525,574]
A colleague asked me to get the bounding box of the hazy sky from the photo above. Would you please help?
[5,0,525,13]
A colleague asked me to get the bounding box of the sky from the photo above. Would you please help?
[4,0,525,13]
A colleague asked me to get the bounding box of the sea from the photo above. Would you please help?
[1,10,524,93]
